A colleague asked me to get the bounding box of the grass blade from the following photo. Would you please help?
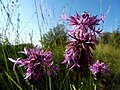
[4,71,23,90]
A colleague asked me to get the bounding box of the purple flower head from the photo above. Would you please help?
[61,12,105,71]
[9,48,59,82]
[64,12,104,44]
[90,60,109,77]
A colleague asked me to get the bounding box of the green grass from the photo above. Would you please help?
[0,44,33,90]
[0,40,120,90]
[93,44,120,73]
[93,44,120,90]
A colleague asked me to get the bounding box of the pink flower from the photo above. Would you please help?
[61,12,105,70]
[67,12,103,43]
[90,60,109,77]
[9,48,59,82]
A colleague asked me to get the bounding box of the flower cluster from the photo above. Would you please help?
[9,48,59,82]
[67,12,102,44]
[61,12,104,70]
[90,60,108,77]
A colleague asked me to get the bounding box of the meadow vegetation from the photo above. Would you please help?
[0,24,120,90]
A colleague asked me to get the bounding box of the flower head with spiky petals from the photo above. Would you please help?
[61,12,105,70]
[9,47,59,83]
[90,60,109,77]
[67,12,103,44]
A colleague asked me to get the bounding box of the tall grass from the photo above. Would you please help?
[1,43,119,90]
[0,44,33,90]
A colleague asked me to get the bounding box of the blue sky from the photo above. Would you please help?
[0,0,120,45]
[20,0,120,31]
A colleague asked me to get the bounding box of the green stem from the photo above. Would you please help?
[49,76,52,90]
